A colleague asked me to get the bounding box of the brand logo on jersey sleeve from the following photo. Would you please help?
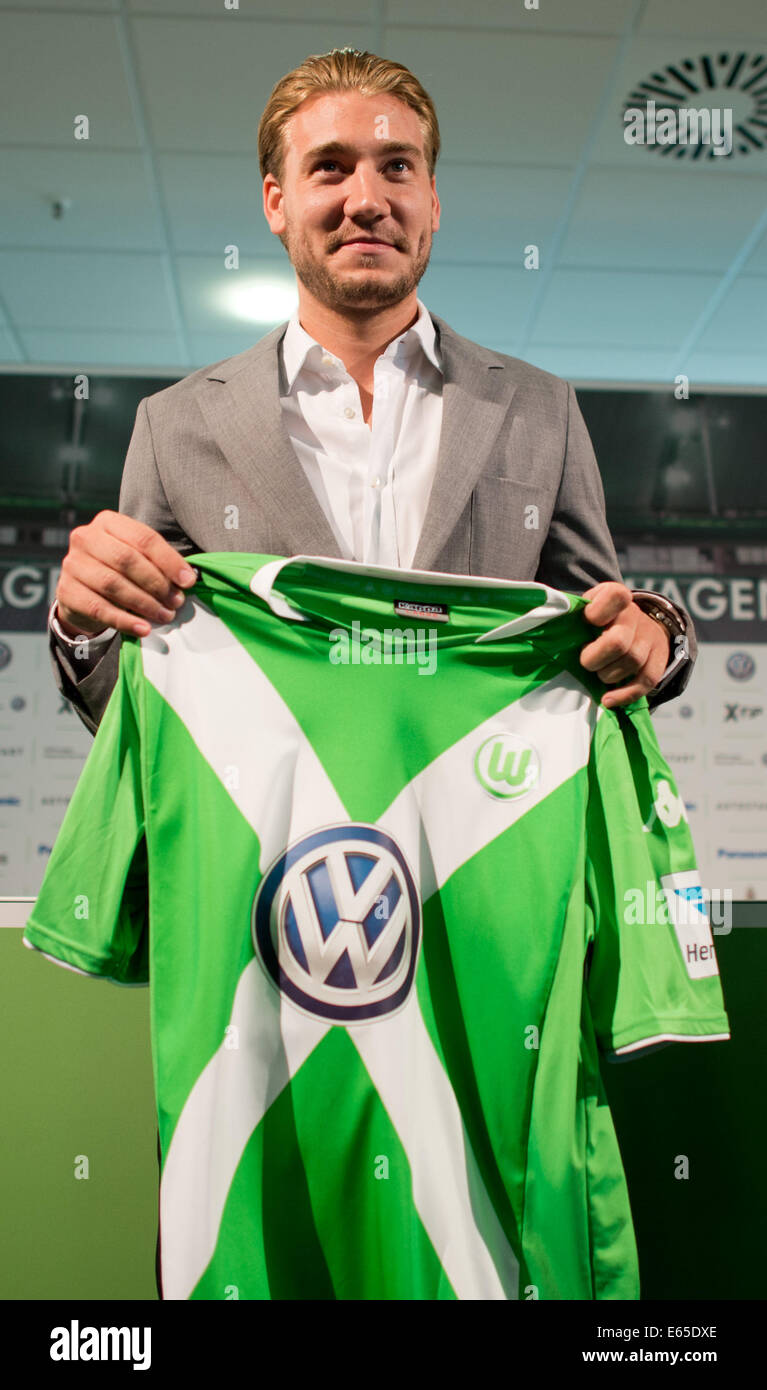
[473,733,540,800]
[660,871,720,980]
[252,825,421,1023]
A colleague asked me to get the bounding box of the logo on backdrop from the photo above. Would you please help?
[726,651,756,681]
[723,703,763,723]
[0,641,11,671]
[474,733,540,800]
[252,825,420,1023]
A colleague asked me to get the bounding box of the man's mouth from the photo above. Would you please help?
[337,238,396,250]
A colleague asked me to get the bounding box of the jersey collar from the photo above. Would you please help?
[247,554,574,637]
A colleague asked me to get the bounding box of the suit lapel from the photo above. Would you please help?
[411,314,519,572]
[195,324,344,559]
[194,311,519,570]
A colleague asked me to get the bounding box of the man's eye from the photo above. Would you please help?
[313,158,411,174]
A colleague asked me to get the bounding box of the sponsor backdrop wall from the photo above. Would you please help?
[621,569,767,903]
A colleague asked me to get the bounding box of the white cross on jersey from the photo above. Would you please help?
[141,596,597,1302]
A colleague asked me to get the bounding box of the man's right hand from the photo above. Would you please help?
[55,510,198,639]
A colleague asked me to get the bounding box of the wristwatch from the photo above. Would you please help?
[631,590,690,696]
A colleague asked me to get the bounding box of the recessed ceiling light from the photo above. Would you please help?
[219,277,298,324]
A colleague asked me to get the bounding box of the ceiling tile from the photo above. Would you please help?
[0,251,177,332]
[0,150,163,250]
[741,227,767,277]
[158,153,272,254]
[0,329,24,365]
[0,0,116,7]
[386,27,619,166]
[127,0,375,15]
[561,167,767,271]
[175,255,297,331]
[188,332,277,367]
[640,0,767,37]
[417,263,538,346]
[695,278,767,352]
[387,0,633,31]
[683,350,767,386]
[132,18,375,152]
[430,163,573,264]
[522,343,678,382]
[14,329,185,369]
[1,13,140,147]
[528,268,721,348]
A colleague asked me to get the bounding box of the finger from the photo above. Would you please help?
[600,682,649,709]
[581,583,633,626]
[595,661,638,685]
[579,629,636,674]
[96,512,197,600]
[58,565,182,637]
[101,512,197,586]
[65,517,195,625]
[599,649,660,706]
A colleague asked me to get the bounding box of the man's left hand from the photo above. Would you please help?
[579,581,670,709]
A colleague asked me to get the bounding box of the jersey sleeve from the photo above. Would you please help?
[584,701,730,1061]
[23,639,149,985]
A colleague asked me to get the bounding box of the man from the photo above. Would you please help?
[37,48,708,1303]
[49,46,694,737]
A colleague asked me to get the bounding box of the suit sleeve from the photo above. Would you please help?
[584,703,730,1061]
[50,395,197,735]
[24,638,149,985]
[117,396,198,547]
[534,383,624,593]
[534,383,697,707]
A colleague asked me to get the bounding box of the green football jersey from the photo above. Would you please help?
[24,553,730,1301]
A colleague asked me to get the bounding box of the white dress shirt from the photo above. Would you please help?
[280,296,443,568]
[50,298,445,670]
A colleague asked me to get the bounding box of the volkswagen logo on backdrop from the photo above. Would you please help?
[252,824,421,1023]
[726,651,756,681]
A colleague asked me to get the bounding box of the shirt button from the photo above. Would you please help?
[343,406,356,419]
[371,477,381,488]
[321,353,334,366]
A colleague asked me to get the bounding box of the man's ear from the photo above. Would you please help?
[263,174,286,237]
[431,177,441,234]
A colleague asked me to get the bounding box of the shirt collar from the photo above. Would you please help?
[281,297,441,392]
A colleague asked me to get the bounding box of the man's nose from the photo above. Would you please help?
[343,163,390,218]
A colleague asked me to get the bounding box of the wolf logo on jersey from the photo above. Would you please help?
[473,732,540,799]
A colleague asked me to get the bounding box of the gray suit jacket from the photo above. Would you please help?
[49,312,696,735]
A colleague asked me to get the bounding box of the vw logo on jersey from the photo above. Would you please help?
[473,732,540,800]
[252,824,421,1023]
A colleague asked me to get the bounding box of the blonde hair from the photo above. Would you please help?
[257,47,441,184]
